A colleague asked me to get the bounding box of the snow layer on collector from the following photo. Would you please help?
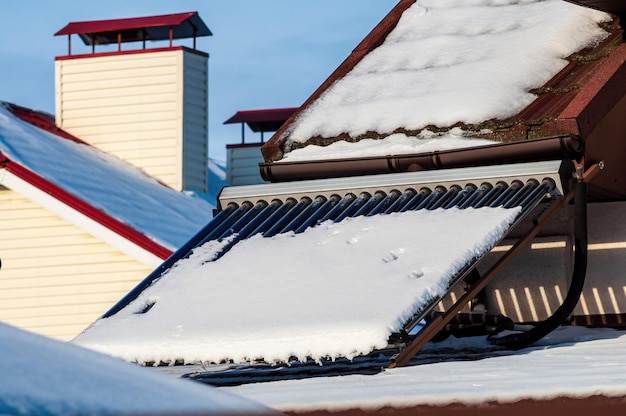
[74,206,520,364]
[283,0,610,152]
[0,105,215,251]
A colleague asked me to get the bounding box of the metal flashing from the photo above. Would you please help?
[220,160,569,208]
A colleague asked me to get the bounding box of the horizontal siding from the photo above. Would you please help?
[226,147,265,186]
[55,50,184,191]
[182,51,208,193]
[62,100,179,119]
[0,189,151,341]
[60,92,178,111]
[60,86,178,103]
[58,53,182,74]
[59,73,178,94]
[55,48,208,192]
[67,131,178,145]
[61,114,178,132]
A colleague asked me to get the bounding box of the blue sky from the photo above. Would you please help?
[0,1,397,161]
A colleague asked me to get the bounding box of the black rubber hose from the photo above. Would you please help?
[489,180,587,349]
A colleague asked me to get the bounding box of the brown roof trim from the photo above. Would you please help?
[292,394,626,416]
[260,0,417,162]
[558,42,626,137]
[259,135,583,182]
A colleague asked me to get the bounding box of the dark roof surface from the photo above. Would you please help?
[54,12,212,45]
[224,108,299,133]
[566,0,626,14]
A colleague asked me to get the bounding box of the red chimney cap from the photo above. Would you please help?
[54,11,212,46]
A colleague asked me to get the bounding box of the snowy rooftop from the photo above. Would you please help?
[278,0,610,161]
[0,323,276,415]
[224,325,626,413]
[0,104,217,255]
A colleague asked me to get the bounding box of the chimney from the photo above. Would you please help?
[54,12,212,193]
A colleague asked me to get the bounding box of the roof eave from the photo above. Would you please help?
[0,153,171,265]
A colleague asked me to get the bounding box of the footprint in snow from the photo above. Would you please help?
[383,248,405,263]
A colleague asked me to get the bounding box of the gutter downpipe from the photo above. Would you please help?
[489,163,589,349]
[260,135,584,183]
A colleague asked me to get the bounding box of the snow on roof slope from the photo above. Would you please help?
[73,205,520,364]
[0,323,278,415]
[280,129,496,162]
[0,104,215,253]
[281,0,610,158]
[226,326,626,413]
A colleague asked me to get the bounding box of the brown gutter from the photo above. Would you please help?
[260,135,583,182]
[260,0,417,162]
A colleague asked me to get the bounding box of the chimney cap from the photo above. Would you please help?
[54,11,212,46]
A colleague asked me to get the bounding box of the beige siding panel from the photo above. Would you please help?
[0,189,151,341]
[70,132,178,145]
[61,92,179,111]
[62,120,178,135]
[62,101,179,119]
[60,74,178,93]
[56,49,209,192]
[59,53,180,74]
[56,50,185,190]
[61,110,178,129]
[60,64,178,84]
[61,85,178,102]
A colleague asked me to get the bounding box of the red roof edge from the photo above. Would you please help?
[54,11,212,46]
[0,153,171,260]
[55,45,208,61]
[260,0,417,162]
[4,102,87,145]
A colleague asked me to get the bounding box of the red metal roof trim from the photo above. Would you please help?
[4,103,87,144]
[55,46,208,61]
[0,151,172,260]
[224,107,299,134]
[261,0,417,162]
[224,108,299,125]
[54,11,212,45]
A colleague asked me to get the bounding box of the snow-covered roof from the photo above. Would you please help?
[225,325,626,413]
[264,0,611,162]
[0,322,277,415]
[0,102,218,266]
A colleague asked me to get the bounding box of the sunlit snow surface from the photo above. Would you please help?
[0,323,276,416]
[281,130,497,162]
[282,0,610,158]
[0,105,216,251]
[227,326,626,412]
[74,206,520,364]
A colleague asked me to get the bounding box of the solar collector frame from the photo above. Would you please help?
[101,160,573,357]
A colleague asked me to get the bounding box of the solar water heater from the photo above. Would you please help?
[94,156,600,369]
